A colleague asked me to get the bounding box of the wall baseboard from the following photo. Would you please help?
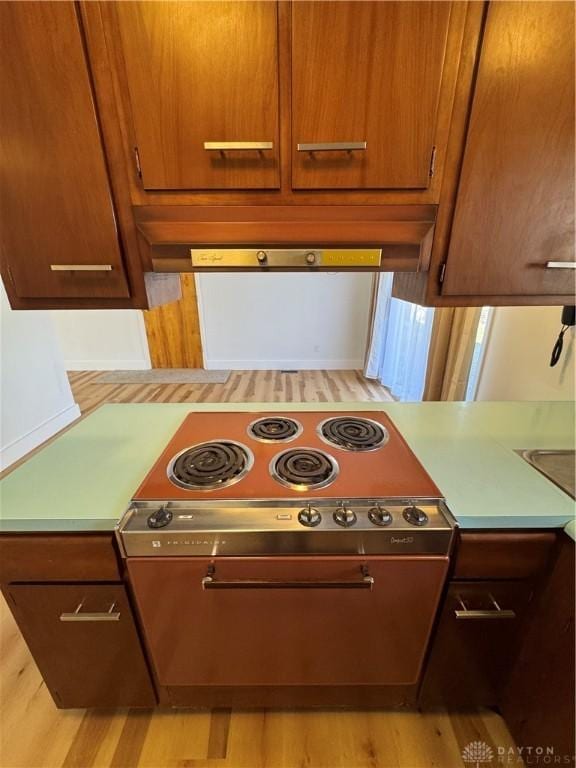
[0,403,81,471]
[64,359,152,371]
[204,359,365,371]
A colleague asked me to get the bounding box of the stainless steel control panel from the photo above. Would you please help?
[117,499,455,557]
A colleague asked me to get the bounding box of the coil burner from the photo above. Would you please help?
[168,440,253,490]
[248,417,303,443]
[270,447,339,491]
[319,417,388,452]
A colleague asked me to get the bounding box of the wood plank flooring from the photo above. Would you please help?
[68,369,395,417]
[0,369,522,767]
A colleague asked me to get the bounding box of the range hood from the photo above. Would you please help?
[134,205,436,273]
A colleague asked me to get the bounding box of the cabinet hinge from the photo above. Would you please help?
[438,262,446,284]
[133,146,142,180]
[429,146,437,178]
[6,264,15,285]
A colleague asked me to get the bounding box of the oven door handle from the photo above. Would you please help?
[201,565,374,590]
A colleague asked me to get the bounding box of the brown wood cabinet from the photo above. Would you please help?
[1,1,573,307]
[0,1,181,311]
[90,0,470,208]
[442,1,575,299]
[394,0,575,306]
[419,579,533,707]
[501,534,575,760]
[4,583,156,708]
[419,530,556,707]
[291,2,451,191]
[114,1,280,191]
[0,2,130,301]
[0,532,156,708]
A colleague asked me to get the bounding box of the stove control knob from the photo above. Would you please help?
[403,506,428,527]
[147,507,173,529]
[334,506,357,527]
[305,251,317,265]
[368,505,393,527]
[298,505,321,527]
[256,250,268,265]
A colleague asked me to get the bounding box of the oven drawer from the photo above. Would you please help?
[127,556,448,687]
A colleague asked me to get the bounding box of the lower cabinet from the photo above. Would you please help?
[500,535,575,759]
[419,580,532,707]
[4,583,156,708]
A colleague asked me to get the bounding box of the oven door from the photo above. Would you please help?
[127,556,448,687]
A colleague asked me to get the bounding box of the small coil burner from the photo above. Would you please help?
[270,447,339,491]
[168,440,253,490]
[248,416,303,443]
[319,416,388,452]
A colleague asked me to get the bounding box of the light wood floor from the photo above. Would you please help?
[68,370,395,417]
[0,370,522,768]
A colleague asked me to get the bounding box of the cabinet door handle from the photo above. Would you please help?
[297,142,367,153]
[454,594,516,620]
[60,602,120,622]
[50,264,113,272]
[203,141,273,154]
[545,261,576,269]
[202,564,374,590]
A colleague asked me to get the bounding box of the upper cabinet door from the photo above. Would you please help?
[0,2,129,300]
[115,2,280,191]
[291,2,452,190]
[442,1,575,297]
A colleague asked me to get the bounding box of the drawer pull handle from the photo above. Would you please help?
[50,264,113,272]
[545,261,576,269]
[60,602,120,622]
[203,141,273,158]
[201,564,374,590]
[297,141,367,155]
[455,594,516,620]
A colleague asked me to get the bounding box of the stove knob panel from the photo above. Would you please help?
[298,505,322,527]
[368,505,393,527]
[402,506,429,527]
[333,506,357,527]
[147,507,173,529]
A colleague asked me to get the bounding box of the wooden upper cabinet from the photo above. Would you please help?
[114,1,280,191]
[0,2,130,300]
[291,2,452,190]
[442,1,575,298]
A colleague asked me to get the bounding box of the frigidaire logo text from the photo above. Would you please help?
[390,536,414,544]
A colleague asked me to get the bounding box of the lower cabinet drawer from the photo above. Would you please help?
[0,534,121,582]
[454,532,556,580]
[4,583,156,708]
[419,580,533,707]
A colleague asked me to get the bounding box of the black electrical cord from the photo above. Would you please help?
[550,325,570,367]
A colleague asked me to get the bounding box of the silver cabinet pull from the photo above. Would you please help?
[50,264,113,272]
[454,594,516,620]
[203,141,273,153]
[202,564,374,590]
[545,261,576,269]
[297,142,367,153]
[60,602,120,622]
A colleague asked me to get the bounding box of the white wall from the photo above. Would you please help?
[196,273,374,369]
[50,310,151,370]
[0,283,80,470]
[476,306,575,401]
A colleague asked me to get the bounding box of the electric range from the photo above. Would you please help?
[117,411,455,557]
